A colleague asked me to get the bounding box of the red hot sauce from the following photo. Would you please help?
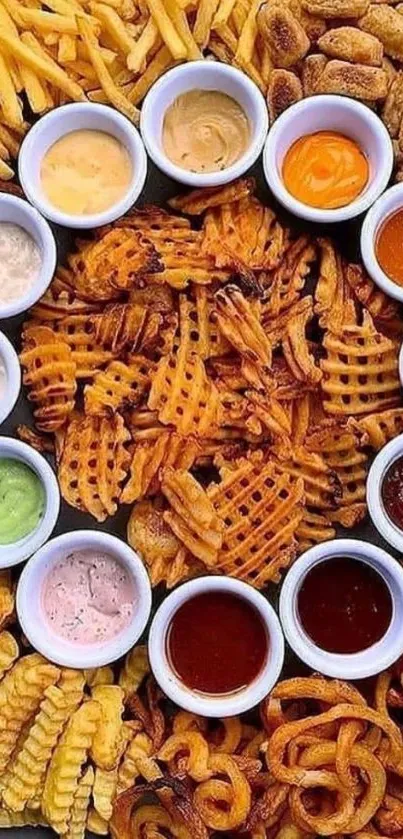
[167,592,268,694]
[382,455,403,531]
[297,557,392,655]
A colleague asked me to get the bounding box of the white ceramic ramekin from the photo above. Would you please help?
[140,61,269,188]
[367,433,403,552]
[19,103,147,230]
[0,438,60,568]
[263,95,393,224]
[280,538,403,679]
[0,194,56,318]
[0,331,20,425]
[148,576,284,717]
[361,184,403,302]
[17,530,152,668]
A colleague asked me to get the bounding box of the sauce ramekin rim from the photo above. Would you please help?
[367,433,403,552]
[18,102,147,230]
[148,576,284,718]
[0,331,21,426]
[16,529,152,668]
[0,437,60,568]
[140,61,269,189]
[279,538,403,679]
[263,94,394,224]
[0,194,56,319]
[361,183,403,303]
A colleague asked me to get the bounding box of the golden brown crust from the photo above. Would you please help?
[267,69,303,120]
[301,53,328,95]
[382,71,403,137]
[301,0,369,17]
[315,59,388,100]
[359,5,403,62]
[257,3,310,67]
[318,26,383,66]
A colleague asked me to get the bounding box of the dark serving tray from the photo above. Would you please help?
[0,156,397,839]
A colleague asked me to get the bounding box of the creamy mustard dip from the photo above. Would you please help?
[162,89,251,173]
[40,129,133,215]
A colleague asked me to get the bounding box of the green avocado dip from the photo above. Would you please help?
[0,458,45,544]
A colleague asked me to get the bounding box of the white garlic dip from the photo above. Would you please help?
[0,223,41,306]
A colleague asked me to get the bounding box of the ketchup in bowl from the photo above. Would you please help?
[166,591,268,695]
[297,556,392,655]
[382,455,403,530]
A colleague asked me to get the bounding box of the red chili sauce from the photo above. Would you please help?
[382,455,403,530]
[167,592,268,694]
[297,557,392,654]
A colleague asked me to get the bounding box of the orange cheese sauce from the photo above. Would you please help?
[282,131,369,210]
[376,208,403,287]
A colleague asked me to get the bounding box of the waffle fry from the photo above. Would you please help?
[69,230,160,301]
[58,414,131,521]
[53,315,115,379]
[84,358,154,415]
[214,285,272,389]
[321,309,400,416]
[127,498,186,587]
[208,454,304,588]
[162,468,224,566]
[20,325,77,432]
[261,236,316,322]
[358,408,403,450]
[42,700,100,834]
[148,343,220,437]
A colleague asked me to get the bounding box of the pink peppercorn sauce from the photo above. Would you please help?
[42,549,135,644]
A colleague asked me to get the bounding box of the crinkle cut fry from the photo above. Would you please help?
[208,456,304,587]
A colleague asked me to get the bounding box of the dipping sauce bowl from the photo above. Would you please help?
[361,184,403,302]
[367,433,403,552]
[149,576,284,717]
[0,438,60,568]
[140,62,269,188]
[17,530,152,668]
[0,195,56,318]
[19,103,147,230]
[279,538,403,679]
[263,95,393,224]
[0,331,21,426]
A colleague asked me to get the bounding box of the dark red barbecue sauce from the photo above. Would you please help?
[167,592,268,694]
[382,455,403,530]
[297,557,392,654]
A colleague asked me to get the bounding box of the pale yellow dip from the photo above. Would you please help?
[40,129,133,215]
[162,90,251,174]
[0,223,41,306]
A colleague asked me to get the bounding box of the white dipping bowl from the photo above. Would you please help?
[263,95,393,224]
[0,194,56,318]
[280,539,403,679]
[361,184,403,302]
[19,103,147,230]
[17,530,152,668]
[140,61,269,188]
[0,438,60,568]
[0,332,20,425]
[367,433,403,552]
[148,576,284,718]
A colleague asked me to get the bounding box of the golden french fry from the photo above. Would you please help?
[126,18,160,73]
[0,53,22,127]
[58,33,77,62]
[19,63,49,113]
[235,0,260,64]
[1,29,86,101]
[90,2,137,57]
[128,46,177,105]
[144,0,187,58]
[193,0,220,47]
[164,0,202,59]
[78,18,139,122]
[64,766,94,839]
[0,157,14,180]
[212,0,237,27]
